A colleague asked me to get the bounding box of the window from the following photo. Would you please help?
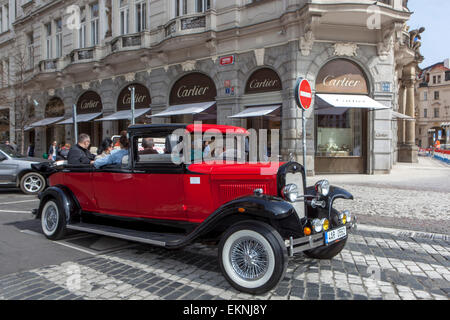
[120,0,129,35]
[27,33,34,69]
[45,23,52,59]
[136,0,147,32]
[196,0,211,12]
[437,75,442,84]
[91,3,99,45]
[423,92,427,101]
[79,7,86,48]
[434,108,440,118]
[4,4,8,30]
[0,8,3,33]
[4,59,8,86]
[424,109,427,118]
[175,0,187,17]
[134,134,176,165]
[433,76,436,84]
[434,91,440,100]
[446,71,450,81]
[55,19,62,58]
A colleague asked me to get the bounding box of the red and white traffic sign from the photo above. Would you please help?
[220,55,235,66]
[295,78,313,111]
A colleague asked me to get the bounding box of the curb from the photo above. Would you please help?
[356,223,449,242]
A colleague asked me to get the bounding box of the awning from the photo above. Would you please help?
[150,102,215,118]
[28,116,65,128]
[392,111,414,120]
[57,112,103,125]
[441,122,450,127]
[0,106,9,111]
[316,94,390,110]
[229,105,281,119]
[95,108,151,121]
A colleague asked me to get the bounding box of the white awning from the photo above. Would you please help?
[95,108,151,121]
[150,102,216,118]
[392,111,414,120]
[229,105,281,119]
[57,112,103,125]
[29,117,65,128]
[316,94,390,110]
[441,122,450,127]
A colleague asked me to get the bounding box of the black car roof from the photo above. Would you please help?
[128,124,187,133]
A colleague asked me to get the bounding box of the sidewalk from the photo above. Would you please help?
[307,158,450,235]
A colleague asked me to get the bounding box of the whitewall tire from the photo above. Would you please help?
[218,221,287,294]
[41,199,66,240]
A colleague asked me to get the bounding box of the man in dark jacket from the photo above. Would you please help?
[67,134,95,165]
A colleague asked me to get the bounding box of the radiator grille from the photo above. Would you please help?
[218,184,267,204]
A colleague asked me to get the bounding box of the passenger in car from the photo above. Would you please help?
[67,134,95,165]
[93,132,129,169]
[95,138,114,160]
[140,138,158,155]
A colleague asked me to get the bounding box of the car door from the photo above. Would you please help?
[93,159,137,218]
[131,132,187,221]
[0,151,17,184]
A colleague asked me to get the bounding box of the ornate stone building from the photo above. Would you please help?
[0,0,422,174]
[415,59,450,148]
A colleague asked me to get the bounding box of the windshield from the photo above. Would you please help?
[0,145,24,158]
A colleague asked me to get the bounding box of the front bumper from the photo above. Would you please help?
[286,216,357,257]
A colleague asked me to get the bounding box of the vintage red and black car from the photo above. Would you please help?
[33,124,357,294]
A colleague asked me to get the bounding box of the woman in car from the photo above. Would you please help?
[93,132,129,169]
[95,138,114,160]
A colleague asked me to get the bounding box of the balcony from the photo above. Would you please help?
[110,32,150,53]
[39,58,59,72]
[70,47,95,63]
[164,14,208,38]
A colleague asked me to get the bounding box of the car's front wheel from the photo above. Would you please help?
[41,198,67,240]
[218,221,288,295]
[20,172,46,195]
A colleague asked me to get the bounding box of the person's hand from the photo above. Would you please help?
[90,160,95,165]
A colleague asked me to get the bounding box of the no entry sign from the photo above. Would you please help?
[295,78,313,111]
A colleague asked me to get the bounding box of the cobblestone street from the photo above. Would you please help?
[0,158,449,300]
[0,224,449,300]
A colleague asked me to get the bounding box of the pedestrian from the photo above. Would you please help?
[27,144,35,157]
[48,141,58,161]
[57,143,71,160]
[67,134,95,165]
[4,141,14,153]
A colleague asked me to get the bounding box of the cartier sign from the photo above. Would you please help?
[170,73,217,105]
[117,84,151,111]
[245,68,282,94]
[77,91,102,114]
[316,59,368,94]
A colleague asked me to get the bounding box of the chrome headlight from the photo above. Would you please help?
[282,184,299,202]
[315,180,330,197]
[312,219,323,233]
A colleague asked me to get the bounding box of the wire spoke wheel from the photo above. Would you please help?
[230,237,269,281]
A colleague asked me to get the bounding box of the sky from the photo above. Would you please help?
[407,0,450,68]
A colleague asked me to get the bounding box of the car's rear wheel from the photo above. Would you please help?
[304,237,347,260]
[218,221,288,295]
[41,198,67,240]
[20,172,46,195]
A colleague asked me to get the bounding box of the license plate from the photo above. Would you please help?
[325,226,347,244]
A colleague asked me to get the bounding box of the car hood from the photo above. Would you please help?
[187,162,285,176]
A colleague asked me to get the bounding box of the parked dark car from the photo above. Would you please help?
[33,124,357,294]
[0,144,49,195]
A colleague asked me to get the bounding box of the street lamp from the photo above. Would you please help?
[128,86,135,126]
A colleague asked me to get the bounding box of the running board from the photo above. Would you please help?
[66,222,187,247]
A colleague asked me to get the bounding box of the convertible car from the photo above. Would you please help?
[33,124,356,294]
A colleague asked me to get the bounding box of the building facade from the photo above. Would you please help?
[415,59,450,148]
[0,0,421,175]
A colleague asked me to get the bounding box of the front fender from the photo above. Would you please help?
[305,185,354,219]
[37,185,81,223]
[177,195,300,248]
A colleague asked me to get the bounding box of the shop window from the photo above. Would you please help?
[316,109,363,157]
